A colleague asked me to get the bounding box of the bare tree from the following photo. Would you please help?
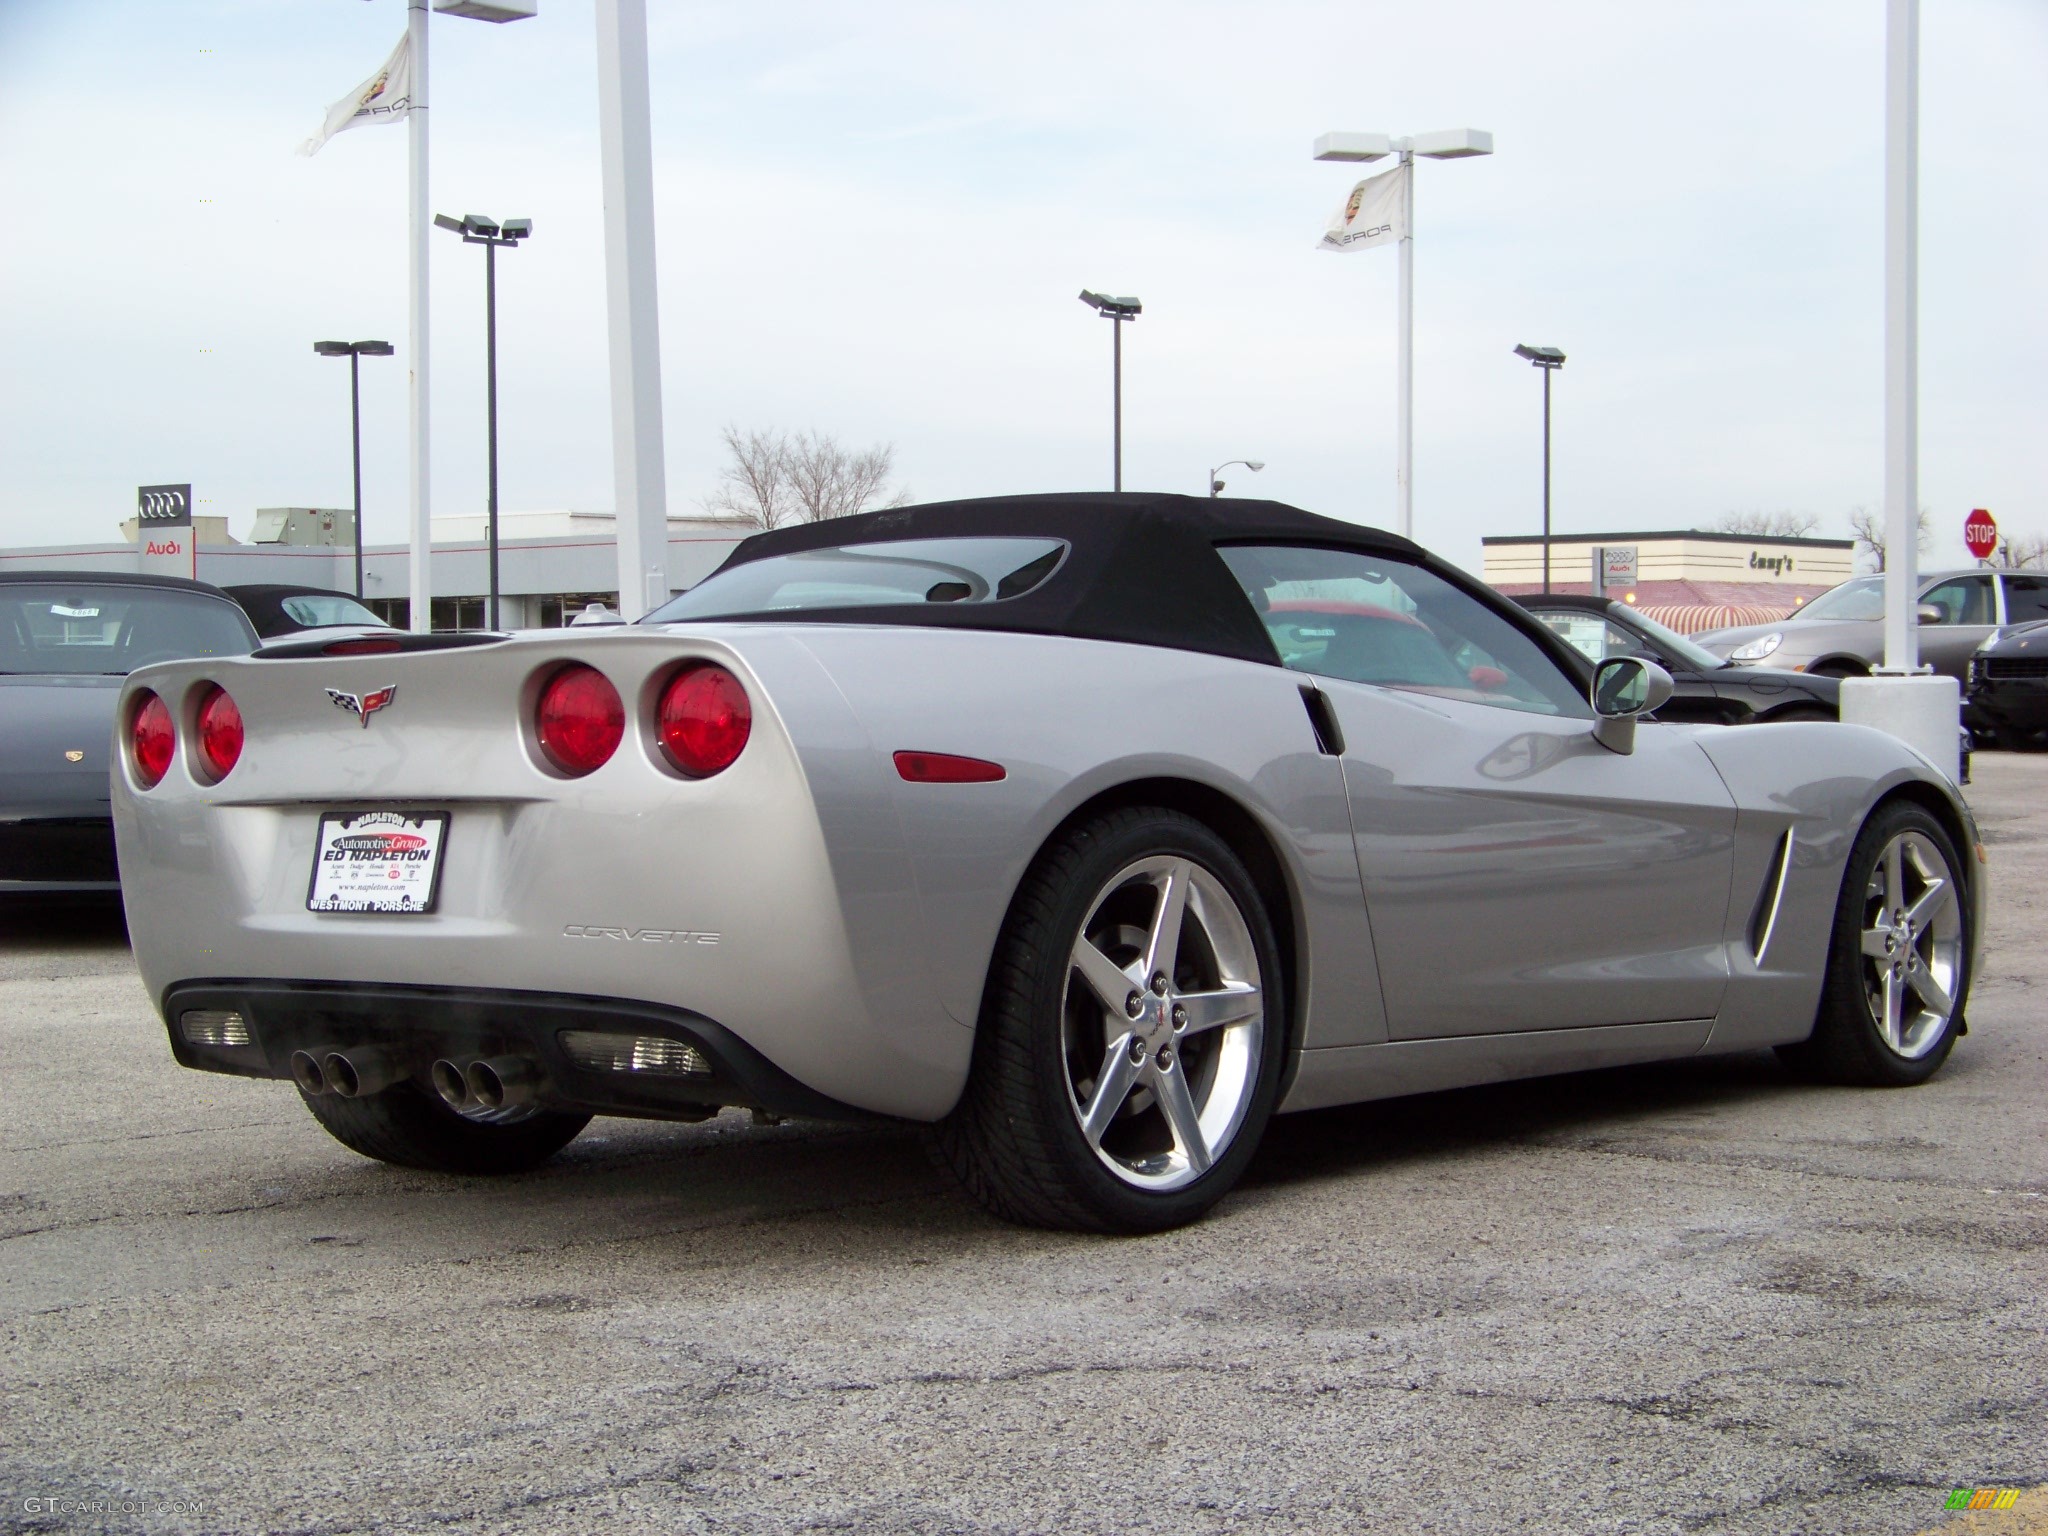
[705,426,908,530]
[1995,533,2048,569]
[1714,510,1820,538]
[1847,505,1931,571]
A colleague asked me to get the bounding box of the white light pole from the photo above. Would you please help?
[595,0,672,620]
[1314,128,1492,541]
[1839,0,1958,779]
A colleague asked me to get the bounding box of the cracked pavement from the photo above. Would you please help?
[2,756,2044,1535]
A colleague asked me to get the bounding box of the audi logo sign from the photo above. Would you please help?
[137,484,193,526]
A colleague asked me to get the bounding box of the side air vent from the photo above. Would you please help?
[1299,685,1345,756]
[1748,828,1795,966]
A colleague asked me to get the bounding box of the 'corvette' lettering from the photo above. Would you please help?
[562,925,720,945]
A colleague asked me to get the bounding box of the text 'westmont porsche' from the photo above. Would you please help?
[113,495,1985,1231]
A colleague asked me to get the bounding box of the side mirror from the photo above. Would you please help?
[1590,656,1674,755]
[1916,602,1945,625]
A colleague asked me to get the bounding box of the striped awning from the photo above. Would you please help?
[1633,603,1795,635]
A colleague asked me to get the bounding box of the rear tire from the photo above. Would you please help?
[1808,661,1865,680]
[1777,801,1968,1086]
[935,807,1286,1233]
[301,1081,590,1175]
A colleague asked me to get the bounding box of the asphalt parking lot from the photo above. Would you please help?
[3,758,2045,1536]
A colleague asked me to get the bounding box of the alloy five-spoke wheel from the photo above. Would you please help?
[1856,829,1963,1060]
[1782,800,1970,1086]
[1063,855,1264,1191]
[937,806,1286,1232]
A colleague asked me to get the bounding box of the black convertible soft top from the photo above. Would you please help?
[671,492,1445,667]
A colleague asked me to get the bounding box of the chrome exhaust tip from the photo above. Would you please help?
[290,1050,328,1096]
[323,1049,404,1099]
[431,1058,472,1110]
[464,1056,537,1112]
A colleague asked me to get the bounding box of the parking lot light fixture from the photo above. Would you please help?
[436,214,533,629]
[1079,290,1142,491]
[1209,459,1265,497]
[313,340,395,599]
[1514,344,1566,592]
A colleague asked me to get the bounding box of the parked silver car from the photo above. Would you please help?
[1695,568,2048,680]
[109,495,1984,1233]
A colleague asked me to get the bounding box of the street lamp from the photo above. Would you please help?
[1513,344,1566,593]
[1078,290,1141,491]
[312,339,395,601]
[1209,459,1265,497]
[434,212,532,629]
[1314,128,1493,540]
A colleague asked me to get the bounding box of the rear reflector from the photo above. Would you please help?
[180,1009,251,1047]
[195,684,244,780]
[536,664,625,775]
[130,691,175,788]
[894,750,1006,783]
[559,1030,711,1078]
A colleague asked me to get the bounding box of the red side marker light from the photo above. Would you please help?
[894,751,1006,784]
[536,664,625,776]
[131,691,175,788]
[658,663,752,777]
[195,684,244,780]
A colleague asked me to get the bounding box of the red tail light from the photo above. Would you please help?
[131,691,175,788]
[657,663,751,777]
[195,685,244,780]
[536,664,625,775]
[894,751,1006,784]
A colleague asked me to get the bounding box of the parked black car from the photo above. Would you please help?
[222,583,392,641]
[1,572,258,894]
[1967,620,2048,749]
[1515,593,1840,725]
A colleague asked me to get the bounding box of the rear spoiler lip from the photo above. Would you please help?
[250,631,512,661]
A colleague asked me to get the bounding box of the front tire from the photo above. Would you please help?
[1778,801,1969,1086]
[936,807,1286,1233]
[301,1081,591,1175]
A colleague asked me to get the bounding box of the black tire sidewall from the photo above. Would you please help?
[1815,801,1969,1086]
[1014,809,1288,1232]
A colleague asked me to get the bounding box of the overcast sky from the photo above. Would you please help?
[1,0,2041,576]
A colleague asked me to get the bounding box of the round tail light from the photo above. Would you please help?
[536,664,625,776]
[195,684,244,781]
[130,691,175,788]
[657,663,751,777]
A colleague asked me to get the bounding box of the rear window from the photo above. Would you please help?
[280,592,385,629]
[645,538,1068,622]
[0,584,256,676]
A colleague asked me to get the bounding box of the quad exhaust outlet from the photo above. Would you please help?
[432,1056,539,1113]
[292,1047,409,1098]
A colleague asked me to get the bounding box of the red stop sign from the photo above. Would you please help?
[1965,508,1998,560]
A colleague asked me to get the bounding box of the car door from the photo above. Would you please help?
[1917,574,1998,679]
[1220,546,1739,1040]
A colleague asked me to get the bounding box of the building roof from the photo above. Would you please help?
[1482,529,1853,550]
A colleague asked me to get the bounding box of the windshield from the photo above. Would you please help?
[1794,575,1885,623]
[280,592,385,629]
[646,537,1068,621]
[1621,607,1727,672]
[0,584,256,675]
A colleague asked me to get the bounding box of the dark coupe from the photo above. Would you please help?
[1967,620,2048,750]
[2,572,258,894]
[1515,592,1840,725]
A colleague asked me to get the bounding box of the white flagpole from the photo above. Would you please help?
[1395,149,1414,541]
[407,0,432,632]
[595,0,671,620]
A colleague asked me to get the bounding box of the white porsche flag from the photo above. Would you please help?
[1318,164,1408,253]
[298,33,413,157]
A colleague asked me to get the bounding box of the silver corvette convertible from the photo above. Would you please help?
[113,494,1985,1232]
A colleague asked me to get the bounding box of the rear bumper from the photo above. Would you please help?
[161,980,892,1124]
[0,812,118,890]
